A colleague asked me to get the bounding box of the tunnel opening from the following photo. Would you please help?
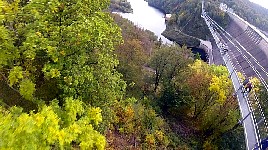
[191,47,208,62]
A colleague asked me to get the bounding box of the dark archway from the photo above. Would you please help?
[191,47,208,62]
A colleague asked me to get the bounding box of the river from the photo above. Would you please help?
[118,0,172,44]
[118,0,208,61]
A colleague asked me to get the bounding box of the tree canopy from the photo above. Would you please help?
[109,0,132,13]
[0,0,125,149]
[0,0,246,149]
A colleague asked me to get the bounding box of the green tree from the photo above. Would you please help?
[110,0,133,13]
[0,0,126,107]
[107,99,170,149]
[181,60,239,140]
[257,84,268,116]
[115,39,147,97]
[0,0,128,149]
[112,14,157,98]
[149,44,192,93]
[0,98,105,149]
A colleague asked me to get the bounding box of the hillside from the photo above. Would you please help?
[146,0,268,46]
[110,14,246,149]
[0,0,251,149]
[109,0,133,13]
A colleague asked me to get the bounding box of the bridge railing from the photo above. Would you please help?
[226,8,268,146]
[201,2,264,149]
[249,90,268,139]
[213,12,268,148]
[220,7,268,149]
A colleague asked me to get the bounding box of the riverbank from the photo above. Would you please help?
[117,0,172,44]
[144,2,209,62]
[162,25,200,47]
[117,0,209,61]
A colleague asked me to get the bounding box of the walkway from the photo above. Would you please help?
[201,2,259,149]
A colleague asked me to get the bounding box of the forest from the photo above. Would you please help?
[0,0,267,149]
[109,0,132,13]
[146,0,268,46]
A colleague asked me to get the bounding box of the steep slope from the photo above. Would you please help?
[109,0,133,13]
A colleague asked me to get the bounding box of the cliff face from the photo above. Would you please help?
[146,0,268,47]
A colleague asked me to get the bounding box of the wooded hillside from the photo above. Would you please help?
[0,0,251,149]
[146,0,268,46]
[109,0,132,13]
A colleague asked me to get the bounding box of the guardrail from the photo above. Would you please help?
[201,2,261,148]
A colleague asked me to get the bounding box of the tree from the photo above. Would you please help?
[0,0,126,107]
[149,44,192,92]
[181,60,239,140]
[0,98,106,149]
[107,99,170,149]
[112,14,157,98]
[109,0,133,13]
[115,39,147,97]
[257,83,268,116]
[0,0,128,148]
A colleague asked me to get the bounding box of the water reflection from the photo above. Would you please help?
[118,0,172,44]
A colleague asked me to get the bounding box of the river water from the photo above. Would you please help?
[118,0,172,44]
[117,0,208,61]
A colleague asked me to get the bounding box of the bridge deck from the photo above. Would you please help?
[225,52,258,150]
[202,7,259,149]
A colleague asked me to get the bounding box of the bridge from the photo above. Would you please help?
[201,1,268,150]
